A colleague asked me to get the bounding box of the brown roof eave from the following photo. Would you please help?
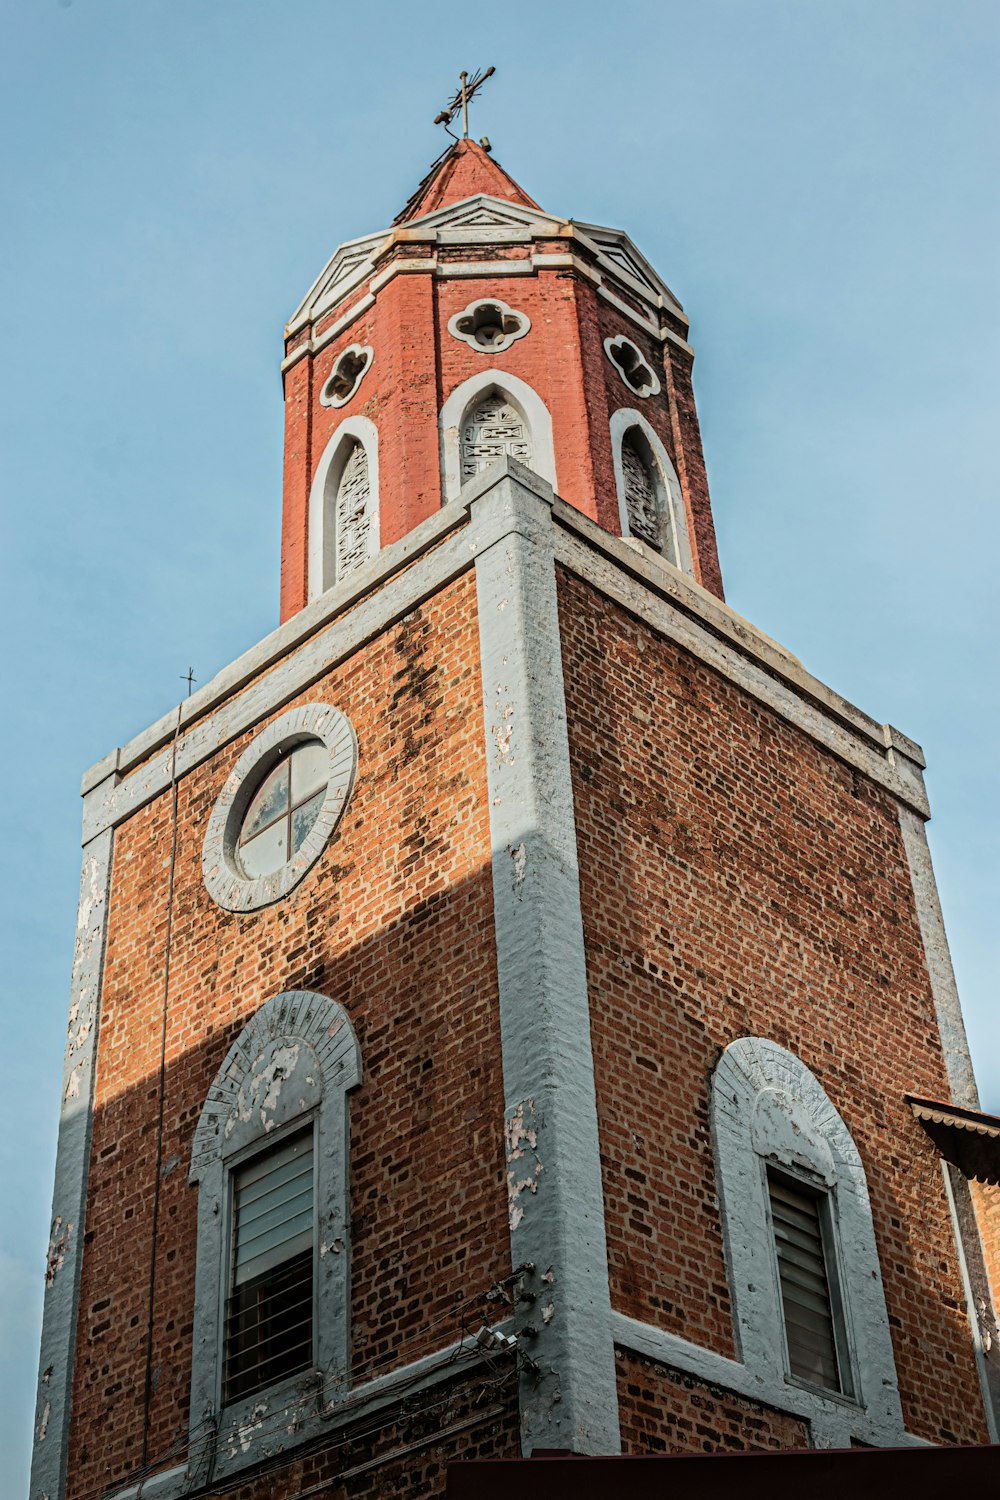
[907,1094,1000,1184]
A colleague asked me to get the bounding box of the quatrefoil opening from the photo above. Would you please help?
[321,344,373,408]
[604,334,660,399]
[448,299,531,354]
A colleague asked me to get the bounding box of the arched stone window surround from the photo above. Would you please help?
[711,1038,905,1439]
[610,407,693,575]
[439,369,557,504]
[307,414,380,601]
[188,990,362,1456]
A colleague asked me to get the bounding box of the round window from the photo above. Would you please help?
[237,739,329,878]
[203,704,357,912]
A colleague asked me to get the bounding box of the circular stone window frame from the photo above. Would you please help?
[603,333,661,399]
[320,344,374,409]
[202,703,358,913]
[447,297,531,354]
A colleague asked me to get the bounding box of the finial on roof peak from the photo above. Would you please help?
[433,67,496,141]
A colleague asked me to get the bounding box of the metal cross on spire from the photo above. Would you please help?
[434,67,495,140]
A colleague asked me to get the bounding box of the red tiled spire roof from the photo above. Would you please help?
[394,139,541,224]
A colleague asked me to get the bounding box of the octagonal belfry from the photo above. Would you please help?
[278,139,722,619]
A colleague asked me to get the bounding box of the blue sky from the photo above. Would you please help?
[1,0,997,1484]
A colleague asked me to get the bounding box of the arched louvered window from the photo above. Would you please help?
[460,394,532,482]
[335,440,373,581]
[710,1038,906,1442]
[189,991,362,1449]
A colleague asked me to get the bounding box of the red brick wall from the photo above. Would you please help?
[616,1351,809,1453]
[971,1179,1000,1318]
[558,568,989,1445]
[68,574,510,1493]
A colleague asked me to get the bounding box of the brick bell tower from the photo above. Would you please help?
[32,134,999,1500]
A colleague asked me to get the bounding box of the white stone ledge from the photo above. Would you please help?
[95,1338,493,1500]
[80,500,471,797]
[81,458,931,840]
[549,498,930,817]
[610,1311,931,1449]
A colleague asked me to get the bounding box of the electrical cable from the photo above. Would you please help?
[85,1270,526,1500]
[87,1356,517,1500]
[139,704,183,1468]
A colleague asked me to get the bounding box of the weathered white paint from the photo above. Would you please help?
[896,803,979,1108]
[189,991,361,1481]
[30,818,115,1500]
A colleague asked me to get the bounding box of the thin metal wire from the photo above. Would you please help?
[88,1355,517,1500]
[139,702,183,1468]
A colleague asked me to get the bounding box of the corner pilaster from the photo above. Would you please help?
[469,458,620,1456]
[30,785,116,1500]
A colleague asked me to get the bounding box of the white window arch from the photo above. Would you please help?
[610,408,692,575]
[307,415,380,601]
[711,1037,905,1441]
[439,370,557,504]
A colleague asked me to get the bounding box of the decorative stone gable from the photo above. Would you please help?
[461,397,532,481]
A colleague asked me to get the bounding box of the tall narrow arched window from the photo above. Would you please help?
[610,408,693,576]
[621,428,669,558]
[439,371,556,504]
[460,393,533,483]
[334,440,372,579]
[307,415,380,601]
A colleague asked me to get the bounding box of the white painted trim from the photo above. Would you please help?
[942,1162,1000,1441]
[91,1336,503,1500]
[434,260,535,278]
[439,370,557,504]
[307,414,380,602]
[471,471,620,1454]
[282,251,692,387]
[610,407,694,576]
[82,467,935,841]
[201,704,357,912]
[447,297,531,354]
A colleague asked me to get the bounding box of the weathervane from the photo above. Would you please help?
[434,67,495,142]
